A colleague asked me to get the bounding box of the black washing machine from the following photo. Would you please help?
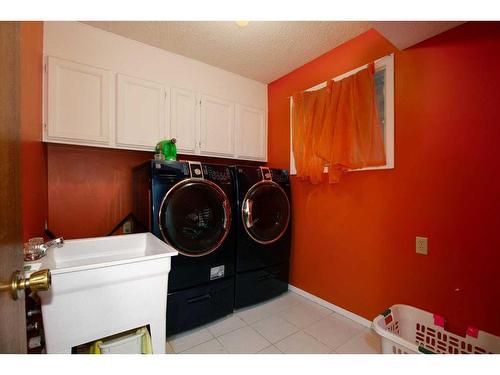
[133,160,235,336]
[232,166,292,308]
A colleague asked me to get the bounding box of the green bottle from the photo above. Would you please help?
[155,138,177,161]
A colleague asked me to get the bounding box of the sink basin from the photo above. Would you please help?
[36,233,177,354]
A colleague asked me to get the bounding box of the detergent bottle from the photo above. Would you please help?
[155,138,177,161]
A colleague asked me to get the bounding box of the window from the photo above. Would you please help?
[290,54,394,175]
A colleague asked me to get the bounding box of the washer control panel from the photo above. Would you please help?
[205,165,231,183]
[188,162,204,178]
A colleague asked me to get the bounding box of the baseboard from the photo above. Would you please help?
[288,284,373,328]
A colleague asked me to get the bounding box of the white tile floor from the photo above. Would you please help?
[166,291,382,354]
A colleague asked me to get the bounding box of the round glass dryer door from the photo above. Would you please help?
[241,181,290,244]
[158,179,231,257]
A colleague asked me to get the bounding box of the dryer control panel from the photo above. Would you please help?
[270,169,289,184]
[260,167,272,181]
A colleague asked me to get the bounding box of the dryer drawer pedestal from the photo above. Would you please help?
[166,277,235,337]
[234,262,289,309]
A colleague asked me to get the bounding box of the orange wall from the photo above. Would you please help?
[268,22,500,336]
[20,21,47,241]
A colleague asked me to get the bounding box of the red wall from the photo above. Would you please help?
[268,22,500,336]
[20,21,47,241]
[47,144,262,239]
[47,144,152,239]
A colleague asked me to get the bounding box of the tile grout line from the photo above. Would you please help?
[244,324,273,353]
[239,302,295,326]
[266,309,336,350]
[207,314,248,338]
[299,329,335,352]
[301,327,353,352]
[300,314,367,351]
[269,326,302,348]
[213,336,229,354]
[253,311,319,344]
[278,305,334,332]
[168,327,215,353]
[256,343,274,354]
[213,321,271,354]
[211,316,250,354]
[248,307,312,347]
[266,344,283,354]
[335,328,381,354]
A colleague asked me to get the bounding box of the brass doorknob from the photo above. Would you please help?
[0,269,51,300]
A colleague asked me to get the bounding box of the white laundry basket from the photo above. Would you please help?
[373,304,500,354]
[98,330,144,354]
[89,326,153,354]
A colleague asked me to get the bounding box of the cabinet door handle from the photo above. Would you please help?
[187,294,211,304]
[257,274,274,282]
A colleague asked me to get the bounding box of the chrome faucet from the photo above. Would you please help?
[39,237,64,255]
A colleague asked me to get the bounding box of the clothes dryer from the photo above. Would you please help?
[232,166,291,308]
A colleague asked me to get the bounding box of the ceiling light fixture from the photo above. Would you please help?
[235,21,249,28]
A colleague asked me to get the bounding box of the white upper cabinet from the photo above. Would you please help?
[46,56,109,145]
[170,88,198,154]
[116,74,168,150]
[199,95,235,158]
[235,105,267,161]
[43,23,268,161]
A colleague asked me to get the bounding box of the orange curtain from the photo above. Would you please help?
[292,85,330,184]
[292,63,386,184]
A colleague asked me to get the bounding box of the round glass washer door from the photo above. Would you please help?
[158,179,232,257]
[241,180,290,245]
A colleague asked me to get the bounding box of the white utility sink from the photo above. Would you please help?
[34,233,177,354]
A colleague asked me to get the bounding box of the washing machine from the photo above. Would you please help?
[233,166,292,308]
[133,160,235,336]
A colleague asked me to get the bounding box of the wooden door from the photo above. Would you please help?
[199,94,235,158]
[170,87,198,154]
[116,74,167,150]
[0,21,27,354]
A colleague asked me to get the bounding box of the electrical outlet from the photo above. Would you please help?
[416,237,428,255]
[123,221,132,234]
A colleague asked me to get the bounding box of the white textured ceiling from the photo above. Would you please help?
[82,21,463,83]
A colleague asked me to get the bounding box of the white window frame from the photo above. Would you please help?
[290,53,394,175]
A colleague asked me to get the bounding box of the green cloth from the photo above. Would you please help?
[137,327,152,354]
[89,340,103,354]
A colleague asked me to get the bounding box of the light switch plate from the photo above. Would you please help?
[416,237,428,255]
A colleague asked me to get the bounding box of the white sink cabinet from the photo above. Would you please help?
[35,233,178,354]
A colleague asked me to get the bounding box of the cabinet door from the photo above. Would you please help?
[47,56,109,144]
[199,95,235,157]
[116,74,167,150]
[235,105,267,161]
[170,88,198,154]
